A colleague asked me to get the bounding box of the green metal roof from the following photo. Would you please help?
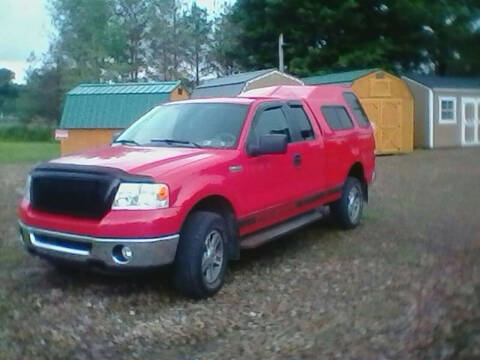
[302,69,378,85]
[60,81,180,129]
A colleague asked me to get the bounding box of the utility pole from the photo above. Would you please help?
[278,33,285,72]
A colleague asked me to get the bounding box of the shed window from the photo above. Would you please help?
[439,97,456,124]
[321,106,354,131]
[343,92,370,127]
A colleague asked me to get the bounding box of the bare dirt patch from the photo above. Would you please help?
[0,148,479,359]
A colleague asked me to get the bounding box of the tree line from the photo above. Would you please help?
[1,0,479,125]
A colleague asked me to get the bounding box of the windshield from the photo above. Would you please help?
[115,102,249,149]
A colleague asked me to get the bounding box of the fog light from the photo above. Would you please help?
[122,246,133,260]
[112,245,133,264]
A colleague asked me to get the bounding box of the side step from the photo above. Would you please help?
[239,207,328,249]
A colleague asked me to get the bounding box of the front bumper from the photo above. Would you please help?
[19,221,179,269]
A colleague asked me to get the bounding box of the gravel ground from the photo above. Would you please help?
[0,148,479,360]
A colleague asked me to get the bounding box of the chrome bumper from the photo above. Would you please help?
[19,221,179,269]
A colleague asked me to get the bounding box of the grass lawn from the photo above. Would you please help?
[0,147,479,359]
[0,141,59,164]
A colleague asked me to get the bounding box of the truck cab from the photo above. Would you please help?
[18,85,375,299]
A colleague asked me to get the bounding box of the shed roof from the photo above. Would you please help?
[192,69,301,98]
[196,69,275,89]
[302,68,378,85]
[60,81,180,129]
[402,74,480,89]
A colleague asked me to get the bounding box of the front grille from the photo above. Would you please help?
[31,170,117,218]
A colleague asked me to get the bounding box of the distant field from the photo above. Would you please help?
[0,141,59,164]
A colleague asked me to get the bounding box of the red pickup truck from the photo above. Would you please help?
[18,85,375,298]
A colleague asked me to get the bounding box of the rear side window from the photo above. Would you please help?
[288,105,315,141]
[343,92,370,127]
[251,107,293,143]
[321,106,354,130]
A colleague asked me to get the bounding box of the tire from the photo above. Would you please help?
[331,176,364,229]
[173,211,229,299]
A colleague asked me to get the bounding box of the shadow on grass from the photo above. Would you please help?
[37,260,179,299]
[231,215,341,272]
[26,215,344,303]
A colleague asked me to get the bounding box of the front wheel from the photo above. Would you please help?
[173,211,229,299]
[331,177,364,229]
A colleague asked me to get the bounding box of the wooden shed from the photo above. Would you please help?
[303,69,414,154]
[58,81,189,154]
[192,69,303,98]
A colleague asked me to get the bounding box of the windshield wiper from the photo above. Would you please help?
[150,139,202,148]
[113,139,140,146]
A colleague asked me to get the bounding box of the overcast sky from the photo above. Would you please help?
[0,0,228,84]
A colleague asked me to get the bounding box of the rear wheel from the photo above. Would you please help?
[173,211,229,299]
[331,177,364,229]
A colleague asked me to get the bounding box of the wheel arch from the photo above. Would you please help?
[181,194,240,260]
[347,162,368,202]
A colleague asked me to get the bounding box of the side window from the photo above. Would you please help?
[288,105,315,141]
[321,106,354,131]
[322,107,342,130]
[251,107,292,143]
[337,107,354,129]
[343,92,370,127]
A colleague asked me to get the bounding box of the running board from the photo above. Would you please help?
[239,207,328,249]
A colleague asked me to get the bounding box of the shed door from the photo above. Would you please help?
[461,98,479,145]
[362,99,403,153]
[381,100,403,152]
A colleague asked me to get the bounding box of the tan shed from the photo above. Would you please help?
[303,69,414,154]
[403,74,480,149]
[58,81,189,155]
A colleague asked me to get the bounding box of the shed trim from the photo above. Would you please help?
[402,76,434,148]
[433,87,480,93]
[429,89,434,148]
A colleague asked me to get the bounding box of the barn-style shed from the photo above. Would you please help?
[303,69,414,154]
[192,69,303,98]
[59,81,189,154]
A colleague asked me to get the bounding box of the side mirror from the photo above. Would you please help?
[247,134,288,156]
[111,131,121,144]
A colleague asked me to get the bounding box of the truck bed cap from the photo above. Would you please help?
[239,84,352,101]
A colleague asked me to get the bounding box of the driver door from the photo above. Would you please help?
[239,102,302,233]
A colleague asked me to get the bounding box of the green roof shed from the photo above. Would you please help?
[60,81,185,129]
[58,81,189,154]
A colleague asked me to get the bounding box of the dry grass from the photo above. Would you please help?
[0,147,479,359]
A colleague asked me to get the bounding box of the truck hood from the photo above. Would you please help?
[50,145,216,175]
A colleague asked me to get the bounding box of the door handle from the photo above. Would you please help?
[293,153,302,167]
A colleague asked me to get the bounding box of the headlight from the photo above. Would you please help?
[25,175,32,202]
[112,183,169,209]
